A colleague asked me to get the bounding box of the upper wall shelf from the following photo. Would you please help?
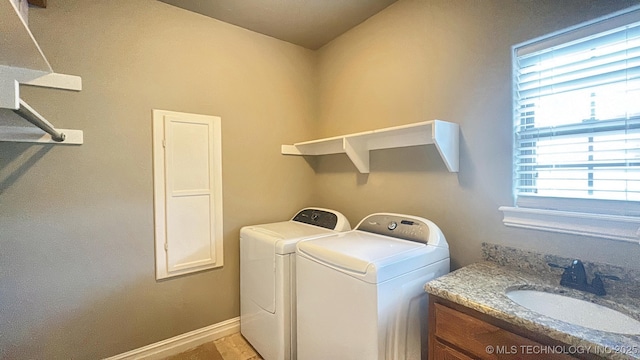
[0,0,83,145]
[0,0,51,72]
[282,120,459,173]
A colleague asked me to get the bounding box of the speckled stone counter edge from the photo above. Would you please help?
[482,243,640,299]
[424,243,640,360]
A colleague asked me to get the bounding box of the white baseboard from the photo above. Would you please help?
[104,317,240,360]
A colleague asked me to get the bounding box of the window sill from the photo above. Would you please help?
[499,206,640,244]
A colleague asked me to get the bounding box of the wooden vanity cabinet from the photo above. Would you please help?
[427,296,599,360]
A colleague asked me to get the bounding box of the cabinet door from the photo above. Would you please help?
[153,109,223,280]
[434,340,475,360]
[433,303,576,360]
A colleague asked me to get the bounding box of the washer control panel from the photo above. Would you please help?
[357,214,431,243]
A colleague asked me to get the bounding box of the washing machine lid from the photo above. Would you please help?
[296,231,449,283]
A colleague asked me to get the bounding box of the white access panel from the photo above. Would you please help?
[153,109,223,280]
[165,117,216,272]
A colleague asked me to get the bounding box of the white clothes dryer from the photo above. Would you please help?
[240,208,350,360]
[296,213,450,360]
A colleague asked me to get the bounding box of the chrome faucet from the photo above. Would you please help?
[548,259,619,296]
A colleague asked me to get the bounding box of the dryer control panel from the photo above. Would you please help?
[293,208,341,230]
[357,213,432,244]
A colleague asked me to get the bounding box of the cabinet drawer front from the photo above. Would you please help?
[434,339,475,360]
[434,303,573,359]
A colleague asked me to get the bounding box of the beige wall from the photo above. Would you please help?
[2,0,640,359]
[0,0,316,358]
[313,0,640,269]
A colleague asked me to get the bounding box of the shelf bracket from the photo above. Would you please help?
[0,66,83,145]
[0,1,83,145]
[281,144,303,155]
[343,137,370,173]
[432,120,459,172]
[0,125,83,144]
[13,99,65,141]
[0,65,82,95]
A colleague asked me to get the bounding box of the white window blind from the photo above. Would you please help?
[513,7,640,211]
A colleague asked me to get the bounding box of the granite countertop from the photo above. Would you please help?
[425,261,640,360]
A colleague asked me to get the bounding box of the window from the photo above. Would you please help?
[500,6,640,243]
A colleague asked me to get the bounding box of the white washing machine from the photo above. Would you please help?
[296,213,450,360]
[240,208,351,360]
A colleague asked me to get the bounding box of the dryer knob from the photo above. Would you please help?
[387,221,398,230]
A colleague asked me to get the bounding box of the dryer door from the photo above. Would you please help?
[241,228,278,313]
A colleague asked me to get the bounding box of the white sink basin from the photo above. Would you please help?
[506,290,640,335]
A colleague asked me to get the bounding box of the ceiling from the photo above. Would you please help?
[158,0,398,50]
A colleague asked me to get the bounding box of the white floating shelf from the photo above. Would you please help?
[0,0,51,72]
[282,120,459,173]
[0,0,83,145]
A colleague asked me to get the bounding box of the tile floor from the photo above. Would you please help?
[164,333,262,360]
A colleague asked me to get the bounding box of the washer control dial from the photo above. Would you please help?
[387,221,398,230]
